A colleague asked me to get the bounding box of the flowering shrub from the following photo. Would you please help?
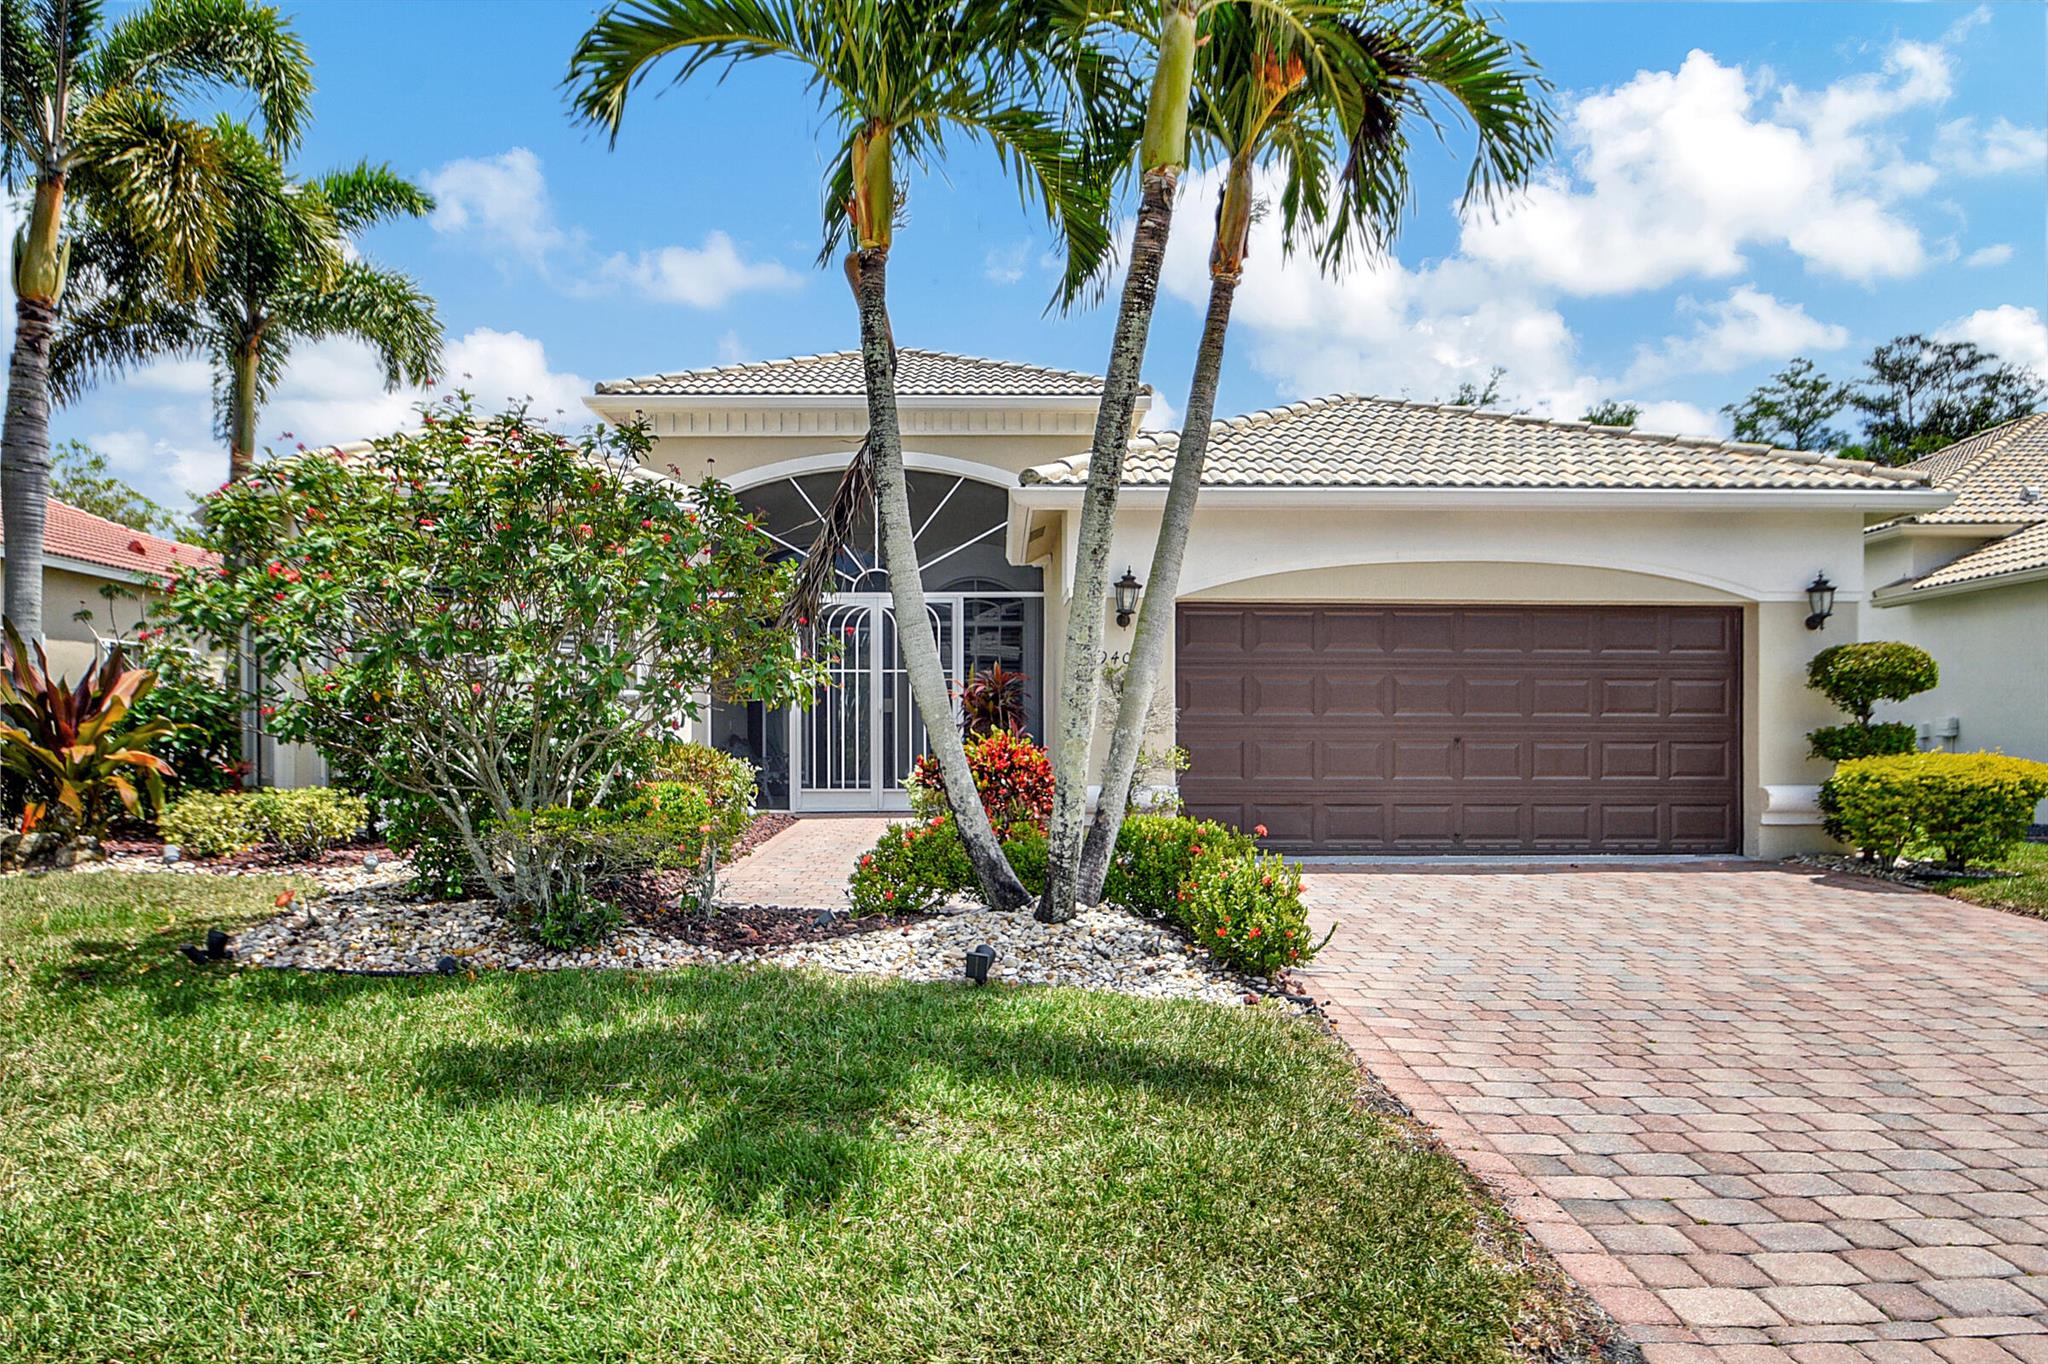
[150,400,821,914]
[1178,848,1323,977]
[649,742,757,853]
[1101,814,1255,918]
[909,728,1053,833]
[848,814,974,915]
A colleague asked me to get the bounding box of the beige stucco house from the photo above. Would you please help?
[587,349,1951,858]
[0,498,211,678]
[1864,414,2048,817]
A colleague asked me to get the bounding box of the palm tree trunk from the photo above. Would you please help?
[2,172,71,644]
[1078,278,1240,903]
[1077,168,1252,903]
[1038,0,1198,924]
[1037,175,1179,922]
[854,248,1029,909]
[228,339,261,483]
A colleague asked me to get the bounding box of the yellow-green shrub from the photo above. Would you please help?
[1821,752,2048,869]
[1179,848,1325,977]
[159,788,368,858]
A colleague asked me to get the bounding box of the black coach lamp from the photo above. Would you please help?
[1113,567,1142,628]
[1804,572,1837,631]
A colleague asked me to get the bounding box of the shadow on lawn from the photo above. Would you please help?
[421,969,1266,1215]
[39,921,1271,1216]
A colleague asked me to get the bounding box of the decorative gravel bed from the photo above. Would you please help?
[89,847,1295,1006]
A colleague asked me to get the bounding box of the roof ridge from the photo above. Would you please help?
[594,346,1118,396]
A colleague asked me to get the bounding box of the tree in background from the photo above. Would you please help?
[568,0,1121,912]
[1,0,312,641]
[1582,399,1639,427]
[52,135,440,485]
[1847,334,2042,465]
[1446,365,1506,407]
[48,439,178,533]
[1722,358,1848,451]
[1075,1,1551,907]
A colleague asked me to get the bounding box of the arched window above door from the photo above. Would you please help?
[737,469,1040,595]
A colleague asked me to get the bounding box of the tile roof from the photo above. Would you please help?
[1898,521,2048,593]
[1879,414,2048,595]
[594,348,1114,398]
[0,499,215,582]
[1900,413,2048,524]
[1021,394,1932,492]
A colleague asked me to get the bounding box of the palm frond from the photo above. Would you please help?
[779,433,873,629]
[84,0,313,155]
[315,160,435,234]
[566,0,828,145]
[47,223,207,402]
[66,85,232,297]
[274,259,443,391]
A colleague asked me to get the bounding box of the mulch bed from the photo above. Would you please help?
[607,865,923,953]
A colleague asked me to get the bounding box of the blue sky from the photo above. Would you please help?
[46,0,2048,508]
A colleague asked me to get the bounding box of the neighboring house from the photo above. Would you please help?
[0,498,212,678]
[1864,413,2048,814]
[587,349,1949,857]
[0,498,325,790]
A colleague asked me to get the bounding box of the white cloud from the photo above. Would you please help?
[599,232,801,308]
[1139,388,1178,432]
[1964,243,2014,268]
[1936,305,2048,381]
[1934,117,2048,176]
[426,148,801,309]
[1633,400,1725,439]
[1630,285,1848,382]
[716,329,747,364]
[424,148,569,268]
[983,241,1031,285]
[1461,43,1947,294]
[78,328,591,505]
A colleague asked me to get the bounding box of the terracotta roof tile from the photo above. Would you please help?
[1022,394,1931,493]
[0,499,215,582]
[595,348,1115,398]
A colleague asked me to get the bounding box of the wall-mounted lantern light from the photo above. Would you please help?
[1804,572,1837,631]
[1113,568,1142,628]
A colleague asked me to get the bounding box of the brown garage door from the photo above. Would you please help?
[1176,604,1740,854]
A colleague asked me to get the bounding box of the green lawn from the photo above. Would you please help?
[0,873,1556,1363]
[1935,840,2048,917]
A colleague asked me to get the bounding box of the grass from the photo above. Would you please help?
[0,872,1546,1363]
[1933,840,2048,917]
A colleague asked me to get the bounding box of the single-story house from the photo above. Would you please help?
[0,498,212,678]
[1864,413,2048,814]
[587,348,1951,857]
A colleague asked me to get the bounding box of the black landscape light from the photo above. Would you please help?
[436,955,459,976]
[964,943,996,986]
[1113,567,1142,628]
[205,928,229,961]
[1804,572,1837,630]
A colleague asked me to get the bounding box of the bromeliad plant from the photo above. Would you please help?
[152,399,823,915]
[0,622,176,836]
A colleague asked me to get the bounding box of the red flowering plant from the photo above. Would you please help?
[1177,847,1329,977]
[149,398,823,924]
[847,812,975,916]
[908,727,1053,834]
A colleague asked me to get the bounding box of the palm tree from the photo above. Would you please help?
[1073,2,1553,904]
[53,137,442,483]
[568,0,1121,911]
[1,0,312,641]
[1036,0,1207,923]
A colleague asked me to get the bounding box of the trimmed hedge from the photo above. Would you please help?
[648,743,757,854]
[1821,751,2048,869]
[159,788,369,859]
[1809,721,1919,763]
[1807,642,1939,721]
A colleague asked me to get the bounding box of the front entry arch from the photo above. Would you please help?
[706,468,1042,810]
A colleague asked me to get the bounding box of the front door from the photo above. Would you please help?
[796,593,961,811]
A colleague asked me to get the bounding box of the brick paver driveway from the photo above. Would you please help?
[1297,864,2048,1363]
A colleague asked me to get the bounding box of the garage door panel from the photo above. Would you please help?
[1177,604,1739,854]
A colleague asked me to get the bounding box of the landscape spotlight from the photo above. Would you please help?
[964,943,996,986]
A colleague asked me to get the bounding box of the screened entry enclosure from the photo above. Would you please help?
[707,469,1042,810]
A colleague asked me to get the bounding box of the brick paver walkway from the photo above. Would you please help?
[718,815,892,907]
[1297,865,2048,1363]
